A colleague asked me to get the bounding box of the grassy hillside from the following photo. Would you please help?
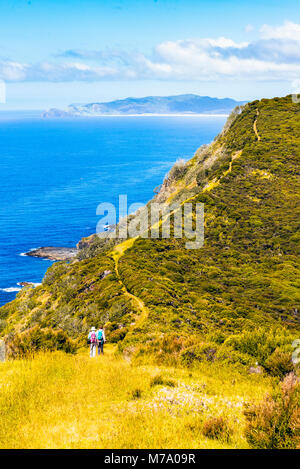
[0,96,299,375]
[0,346,275,449]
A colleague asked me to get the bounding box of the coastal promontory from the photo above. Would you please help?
[25,247,78,261]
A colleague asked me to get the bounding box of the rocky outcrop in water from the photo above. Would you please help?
[26,247,78,261]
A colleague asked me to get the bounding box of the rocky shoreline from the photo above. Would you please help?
[25,246,78,261]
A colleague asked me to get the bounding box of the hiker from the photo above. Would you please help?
[88,326,97,357]
[97,326,106,355]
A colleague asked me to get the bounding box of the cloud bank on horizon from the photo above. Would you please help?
[1,21,300,84]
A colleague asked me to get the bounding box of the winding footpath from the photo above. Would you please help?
[109,238,148,328]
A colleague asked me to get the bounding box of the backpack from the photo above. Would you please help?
[90,332,97,344]
[97,330,104,342]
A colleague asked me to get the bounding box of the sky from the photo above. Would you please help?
[0,0,300,109]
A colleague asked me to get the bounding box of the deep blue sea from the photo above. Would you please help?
[0,112,226,306]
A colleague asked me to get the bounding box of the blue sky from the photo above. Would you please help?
[0,0,300,109]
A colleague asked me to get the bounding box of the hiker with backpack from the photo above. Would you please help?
[97,326,105,355]
[88,326,97,357]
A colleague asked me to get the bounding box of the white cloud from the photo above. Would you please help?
[0,61,27,81]
[148,36,300,80]
[260,21,300,40]
[0,21,300,83]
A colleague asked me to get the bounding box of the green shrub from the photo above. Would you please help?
[160,333,190,355]
[224,328,295,374]
[108,327,128,343]
[166,159,187,182]
[6,326,77,358]
[180,342,217,366]
[264,350,294,378]
[216,344,254,366]
[202,416,232,441]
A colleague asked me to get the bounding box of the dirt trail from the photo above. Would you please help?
[183,149,243,204]
[109,238,148,327]
[253,109,261,141]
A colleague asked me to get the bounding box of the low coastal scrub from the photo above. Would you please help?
[244,373,300,449]
[6,326,77,358]
[122,329,297,379]
[165,158,187,183]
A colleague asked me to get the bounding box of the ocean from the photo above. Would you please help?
[0,112,227,306]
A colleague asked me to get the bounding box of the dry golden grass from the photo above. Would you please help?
[0,345,273,449]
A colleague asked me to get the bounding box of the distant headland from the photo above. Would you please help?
[42,94,246,118]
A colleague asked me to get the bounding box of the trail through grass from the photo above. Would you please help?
[0,346,273,449]
[109,239,149,327]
